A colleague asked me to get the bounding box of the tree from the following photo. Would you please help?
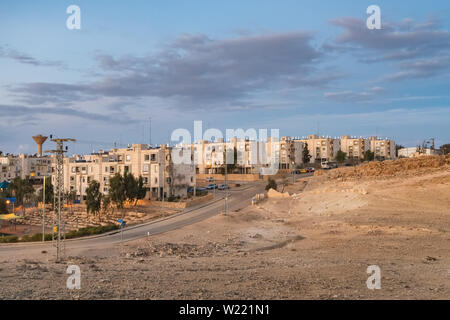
[124,172,138,205]
[302,143,311,165]
[336,150,347,163]
[38,178,54,205]
[9,177,34,210]
[0,191,7,214]
[135,176,147,205]
[363,150,375,162]
[102,195,112,215]
[86,180,102,216]
[109,173,126,210]
[265,178,277,191]
[439,144,450,155]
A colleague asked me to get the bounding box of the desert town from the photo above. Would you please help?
[0,133,448,299]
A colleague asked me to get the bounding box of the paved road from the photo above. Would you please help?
[0,181,266,259]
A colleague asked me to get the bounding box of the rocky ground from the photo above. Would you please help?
[1,157,449,299]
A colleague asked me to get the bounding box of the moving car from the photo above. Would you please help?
[205,177,214,182]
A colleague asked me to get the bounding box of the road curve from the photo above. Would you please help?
[0,182,266,259]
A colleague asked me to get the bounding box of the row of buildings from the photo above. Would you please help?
[0,134,396,201]
[193,135,396,174]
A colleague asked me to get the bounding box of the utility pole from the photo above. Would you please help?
[224,162,228,215]
[45,137,75,262]
[42,176,45,242]
[161,156,165,218]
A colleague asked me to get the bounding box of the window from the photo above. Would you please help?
[105,167,108,173]
[144,155,150,161]
[143,164,149,172]
[126,155,131,162]
[71,167,76,173]
[151,154,156,162]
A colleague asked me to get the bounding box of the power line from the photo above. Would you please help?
[45,137,75,262]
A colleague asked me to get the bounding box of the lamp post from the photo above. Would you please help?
[42,176,45,242]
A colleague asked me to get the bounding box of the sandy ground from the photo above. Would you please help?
[1,164,449,300]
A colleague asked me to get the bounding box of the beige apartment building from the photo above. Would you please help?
[296,135,340,163]
[340,136,370,161]
[55,144,195,202]
[193,136,303,174]
[369,137,396,160]
[0,154,52,182]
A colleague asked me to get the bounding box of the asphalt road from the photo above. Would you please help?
[0,181,266,259]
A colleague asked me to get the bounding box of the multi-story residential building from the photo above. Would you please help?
[55,144,195,202]
[0,154,52,182]
[398,147,437,158]
[296,135,340,163]
[369,137,396,160]
[266,136,303,170]
[340,136,370,161]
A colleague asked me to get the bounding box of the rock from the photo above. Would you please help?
[267,188,290,199]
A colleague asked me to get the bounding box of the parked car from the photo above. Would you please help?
[218,184,229,190]
[345,163,353,167]
[188,187,206,193]
[205,177,214,182]
[306,167,315,173]
[300,168,307,173]
[206,184,218,190]
[328,162,338,169]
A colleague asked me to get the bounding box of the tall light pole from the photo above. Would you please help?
[42,176,45,242]
[45,137,75,261]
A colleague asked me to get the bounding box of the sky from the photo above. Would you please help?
[0,0,449,155]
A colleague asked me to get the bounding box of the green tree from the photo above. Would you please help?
[86,180,102,216]
[336,150,347,163]
[124,172,139,205]
[265,178,277,191]
[102,195,112,215]
[0,191,8,214]
[302,143,312,165]
[9,177,34,208]
[109,173,126,209]
[135,176,147,205]
[38,178,54,205]
[363,150,375,162]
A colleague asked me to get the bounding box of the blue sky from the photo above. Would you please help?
[0,0,449,155]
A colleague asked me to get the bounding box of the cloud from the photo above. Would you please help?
[0,45,64,67]
[384,55,450,81]
[327,16,450,82]
[9,32,340,110]
[0,104,127,123]
[328,16,450,61]
[324,87,385,103]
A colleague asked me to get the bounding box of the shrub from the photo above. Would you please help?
[65,224,119,239]
[265,178,277,191]
[0,235,19,243]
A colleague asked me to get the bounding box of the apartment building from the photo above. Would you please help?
[55,144,195,201]
[340,136,370,161]
[398,147,437,158]
[266,136,303,170]
[0,154,52,182]
[193,136,302,174]
[296,135,340,163]
[369,137,396,160]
